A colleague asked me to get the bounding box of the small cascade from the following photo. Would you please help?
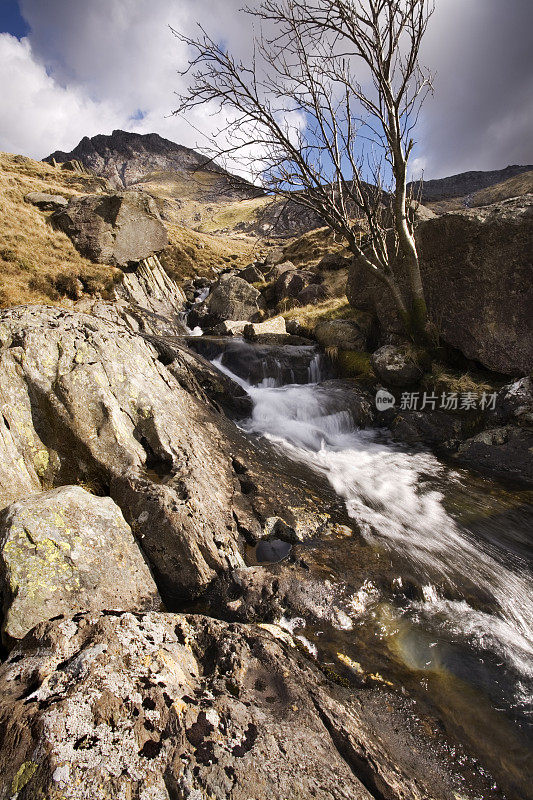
[212,352,533,722]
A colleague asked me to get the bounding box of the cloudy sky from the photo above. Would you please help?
[0,0,531,179]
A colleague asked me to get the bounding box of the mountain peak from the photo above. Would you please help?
[43,131,258,198]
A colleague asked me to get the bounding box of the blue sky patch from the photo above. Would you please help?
[0,0,30,39]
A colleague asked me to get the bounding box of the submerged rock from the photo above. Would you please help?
[0,610,466,800]
[0,486,161,644]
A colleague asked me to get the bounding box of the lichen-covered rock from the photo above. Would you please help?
[51,191,169,266]
[0,306,346,604]
[0,610,463,800]
[0,306,244,601]
[114,254,186,324]
[205,274,266,322]
[314,315,373,351]
[371,344,423,387]
[0,486,161,643]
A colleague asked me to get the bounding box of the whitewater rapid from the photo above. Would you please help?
[214,355,533,710]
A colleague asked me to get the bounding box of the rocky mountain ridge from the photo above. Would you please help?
[409,163,533,203]
[45,129,262,200]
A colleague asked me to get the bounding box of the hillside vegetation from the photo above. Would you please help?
[0,152,259,306]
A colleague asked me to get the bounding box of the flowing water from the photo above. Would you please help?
[211,341,533,798]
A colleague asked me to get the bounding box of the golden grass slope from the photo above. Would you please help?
[0,152,261,307]
[0,152,120,307]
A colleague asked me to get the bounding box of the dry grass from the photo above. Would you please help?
[0,151,261,306]
[421,363,501,396]
[161,222,259,282]
[0,152,120,307]
[282,296,357,332]
[282,226,350,267]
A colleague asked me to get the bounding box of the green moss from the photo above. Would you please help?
[335,349,376,383]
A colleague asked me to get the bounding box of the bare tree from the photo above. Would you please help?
[173,0,435,337]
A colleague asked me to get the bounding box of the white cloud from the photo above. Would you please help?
[1,0,531,177]
[0,33,122,158]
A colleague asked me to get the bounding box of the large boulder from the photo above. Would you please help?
[371,344,423,387]
[314,315,373,351]
[0,486,161,643]
[348,197,533,375]
[51,191,169,266]
[0,610,466,800]
[205,273,266,322]
[276,269,319,301]
[0,306,345,603]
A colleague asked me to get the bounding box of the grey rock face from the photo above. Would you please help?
[275,269,319,300]
[51,191,169,266]
[238,264,264,283]
[24,191,68,211]
[416,197,533,375]
[348,196,533,375]
[206,274,266,322]
[0,486,161,643]
[314,316,373,351]
[0,306,244,601]
[497,377,533,425]
[0,610,461,800]
[371,344,423,387]
[297,283,329,305]
[114,254,186,324]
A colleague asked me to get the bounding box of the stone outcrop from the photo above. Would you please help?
[0,486,160,643]
[451,426,533,484]
[113,254,186,326]
[276,268,319,301]
[51,191,169,267]
[0,306,244,602]
[0,610,466,800]
[0,306,348,604]
[24,191,68,211]
[348,196,533,375]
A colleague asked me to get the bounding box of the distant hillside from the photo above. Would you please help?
[44,130,262,201]
[0,151,257,308]
[409,164,533,204]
